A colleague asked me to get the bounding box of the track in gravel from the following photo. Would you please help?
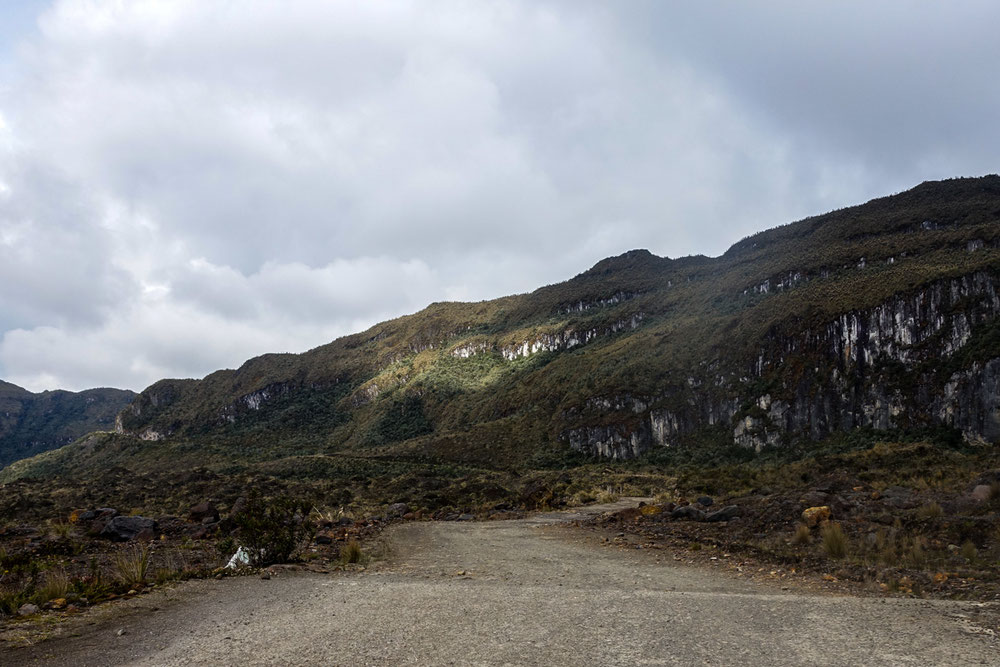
[10,499,998,666]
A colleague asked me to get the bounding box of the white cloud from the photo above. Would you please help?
[1,1,999,391]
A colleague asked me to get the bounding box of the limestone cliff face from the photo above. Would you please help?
[564,271,1000,458]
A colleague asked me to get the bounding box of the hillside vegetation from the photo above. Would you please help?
[3,177,1000,617]
[4,177,1000,484]
[0,381,135,469]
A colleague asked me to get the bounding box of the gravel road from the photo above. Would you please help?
[9,499,998,666]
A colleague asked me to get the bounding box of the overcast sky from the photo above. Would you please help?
[1,1,999,392]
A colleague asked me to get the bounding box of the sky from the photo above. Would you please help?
[1,1,999,393]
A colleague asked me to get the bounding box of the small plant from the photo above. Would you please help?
[821,522,848,559]
[915,502,943,520]
[340,539,363,564]
[114,543,151,587]
[960,540,978,561]
[791,524,812,545]
[49,520,73,539]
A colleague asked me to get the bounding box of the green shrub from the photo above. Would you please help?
[234,492,315,567]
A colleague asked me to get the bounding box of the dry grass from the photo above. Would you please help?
[821,523,848,559]
[340,540,363,565]
[915,502,943,520]
[791,524,812,545]
[114,544,151,587]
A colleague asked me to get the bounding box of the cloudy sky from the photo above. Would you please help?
[1,1,998,392]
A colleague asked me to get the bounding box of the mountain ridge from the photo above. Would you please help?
[4,175,1000,482]
[0,381,136,468]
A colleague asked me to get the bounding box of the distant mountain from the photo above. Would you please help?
[0,381,136,468]
[4,176,1000,484]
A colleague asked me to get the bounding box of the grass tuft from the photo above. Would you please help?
[340,539,363,565]
[114,544,151,587]
[821,522,848,559]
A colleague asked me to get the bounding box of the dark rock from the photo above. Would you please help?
[315,532,334,545]
[881,486,918,509]
[387,503,409,518]
[189,502,220,524]
[99,516,156,542]
[800,491,830,507]
[337,517,354,526]
[78,510,98,522]
[696,496,714,507]
[670,506,706,521]
[135,528,156,542]
[705,505,740,522]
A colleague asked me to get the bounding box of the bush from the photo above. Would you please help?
[234,492,315,567]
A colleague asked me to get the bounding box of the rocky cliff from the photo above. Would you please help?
[35,176,1000,470]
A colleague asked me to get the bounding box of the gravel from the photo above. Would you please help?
[9,499,998,665]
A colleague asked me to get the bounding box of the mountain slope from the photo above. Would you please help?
[5,176,1000,482]
[0,381,136,468]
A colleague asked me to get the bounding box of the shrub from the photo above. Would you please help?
[821,523,848,559]
[234,492,315,567]
[960,540,978,561]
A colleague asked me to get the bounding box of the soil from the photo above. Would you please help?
[4,499,998,666]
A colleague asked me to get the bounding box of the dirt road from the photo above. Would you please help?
[9,499,998,665]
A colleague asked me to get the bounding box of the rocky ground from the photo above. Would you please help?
[2,499,997,666]
[585,474,1000,607]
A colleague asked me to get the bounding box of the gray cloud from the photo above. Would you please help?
[1,0,998,391]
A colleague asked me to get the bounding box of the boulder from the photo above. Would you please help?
[705,505,740,522]
[671,506,706,521]
[799,491,830,507]
[696,496,714,507]
[802,506,831,527]
[18,603,39,616]
[970,484,992,503]
[100,516,157,542]
[387,503,409,518]
[189,502,220,524]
